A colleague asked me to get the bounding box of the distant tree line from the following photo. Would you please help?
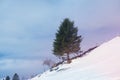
[5,73,20,80]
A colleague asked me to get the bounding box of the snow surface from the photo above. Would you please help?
[31,36,120,80]
[0,78,5,80]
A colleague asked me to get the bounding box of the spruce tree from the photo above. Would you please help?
[12,73,20,80]
[5,76,10,80]
[53,18,82,63]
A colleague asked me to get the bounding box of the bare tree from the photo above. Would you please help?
[43,59,55,71]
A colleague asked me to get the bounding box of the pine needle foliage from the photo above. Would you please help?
[53,18,82,62]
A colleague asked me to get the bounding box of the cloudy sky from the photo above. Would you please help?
[0,0,120,78]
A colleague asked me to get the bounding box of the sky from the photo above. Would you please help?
[0,0,120,79]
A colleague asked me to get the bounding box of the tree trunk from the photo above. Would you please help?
[67,53,71,63]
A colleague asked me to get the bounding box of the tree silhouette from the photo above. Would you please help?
[5,76,10,80]
[12,73,20,80]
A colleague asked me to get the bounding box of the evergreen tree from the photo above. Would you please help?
[12,73,20,80]
[53,18,82,63]
[5,76,10,80]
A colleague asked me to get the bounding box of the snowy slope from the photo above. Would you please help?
[31,36,120,80]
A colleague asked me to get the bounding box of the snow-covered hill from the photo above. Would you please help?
[31,36,120,80]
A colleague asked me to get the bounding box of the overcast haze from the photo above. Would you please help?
[0,0,120,78]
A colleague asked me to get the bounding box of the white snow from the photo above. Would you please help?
[31,36,120,80]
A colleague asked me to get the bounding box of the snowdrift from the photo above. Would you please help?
[31,36,120,80]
